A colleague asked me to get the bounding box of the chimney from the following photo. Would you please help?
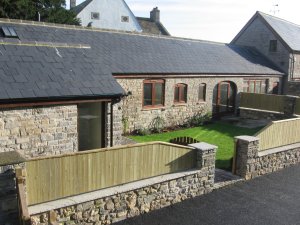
[70,0,76,9]
[150,7,160,22]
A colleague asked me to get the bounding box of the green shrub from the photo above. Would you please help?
[149,116,165,133]
[185,111,212,127]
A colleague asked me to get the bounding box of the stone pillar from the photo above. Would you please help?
[189,142,217,190]
[234,136,259,180]
[283,95,298,117]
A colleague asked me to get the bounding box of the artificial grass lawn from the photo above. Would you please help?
[129,122,261,170]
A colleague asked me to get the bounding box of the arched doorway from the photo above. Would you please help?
[213,81,237,116]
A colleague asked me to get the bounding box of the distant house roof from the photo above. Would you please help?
[136,17,170,36]
[71,0,93,15]
[232,11,300,52]
[0,19,283,102]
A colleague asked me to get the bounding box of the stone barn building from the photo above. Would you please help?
[0,18,283,159]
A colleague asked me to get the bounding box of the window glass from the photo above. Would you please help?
[143,80,164,107]
[91,12,100,20]
[243,81,249,92]
[154,83,163,105]
[174,86,180,102]
[255,81,261,93]
[144,83,152,106]
[199,83,206,101]
[269,40,277,52]
[183,85,187,102]
[174,84,187,103]
[249,81,255,93]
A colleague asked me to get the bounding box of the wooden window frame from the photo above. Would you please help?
[198,83,206,102]
[243,80,266,93]
[143,79,165,108]
[174,83,187,104]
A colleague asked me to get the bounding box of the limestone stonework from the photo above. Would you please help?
[0,105,78,158]
[30,143,217,225]
[234,136,300,180]
[116,76,280,132]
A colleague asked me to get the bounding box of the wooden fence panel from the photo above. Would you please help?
[255,118,300,151]
[25,142,196,205]
[240,93,286,112]
[295,98,300,115]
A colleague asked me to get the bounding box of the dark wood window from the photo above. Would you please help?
[269,40,277,52]
[143,80,164,107]
[199,83,206,101]
[174,83,187,103]
[243,80,267,93]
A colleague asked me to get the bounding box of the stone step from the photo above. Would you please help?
[214,169,244,190]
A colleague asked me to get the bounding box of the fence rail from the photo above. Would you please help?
[295,98,300,115]
[25,142,196,205]
[255,118,300,151]
[240,93,286,112]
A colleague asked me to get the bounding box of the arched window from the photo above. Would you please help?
[174,83,187,103]
[199,83,206,101]
[143,79,165,108]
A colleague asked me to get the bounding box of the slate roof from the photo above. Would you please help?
[0,20,283,102]
[71,0,93,15]
[258,12,300,51]
[136,17,170,36]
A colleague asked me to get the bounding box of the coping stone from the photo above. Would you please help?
[234,136,259,143]
[0,151,26,166]
[189,142,218,151]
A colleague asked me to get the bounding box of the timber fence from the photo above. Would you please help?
[25,142,196,205]
[254,118,300,151]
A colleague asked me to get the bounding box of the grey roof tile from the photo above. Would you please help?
[0,20,283,101]
[259,12,300,51]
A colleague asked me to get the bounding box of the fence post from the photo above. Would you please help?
[234,136,259,180]
[189,142,217,190]
[16,167,31,225]
[283,95,298,117]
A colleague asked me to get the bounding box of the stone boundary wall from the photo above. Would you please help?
[239,95,300,120]
[239,108,289,121]
[286,81,300,96]
[234,136,300,180]
[29,143,217,225]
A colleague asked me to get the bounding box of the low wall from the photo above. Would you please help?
[234,136,300,180]
[239,108,288,121]
[29,143,217,225]
[286,81,300,96]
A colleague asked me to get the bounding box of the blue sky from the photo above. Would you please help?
[68,0,300,43]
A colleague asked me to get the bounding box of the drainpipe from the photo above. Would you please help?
[110,102,113,147]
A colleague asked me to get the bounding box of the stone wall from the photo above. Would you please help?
[239,108,289,121]
[286,81,300,96]
[106,103,124,147]
[0,105,78,158]
[234,136,300,180]
[118,77,246,132]
[291,54,300,80]
[29,143,217,225]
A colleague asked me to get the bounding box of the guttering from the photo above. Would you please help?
[0,95,123,109]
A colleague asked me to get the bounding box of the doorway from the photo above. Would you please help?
[213,81,237,116]
[78,102,105,151]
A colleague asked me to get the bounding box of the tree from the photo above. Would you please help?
[0,0,80,25]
